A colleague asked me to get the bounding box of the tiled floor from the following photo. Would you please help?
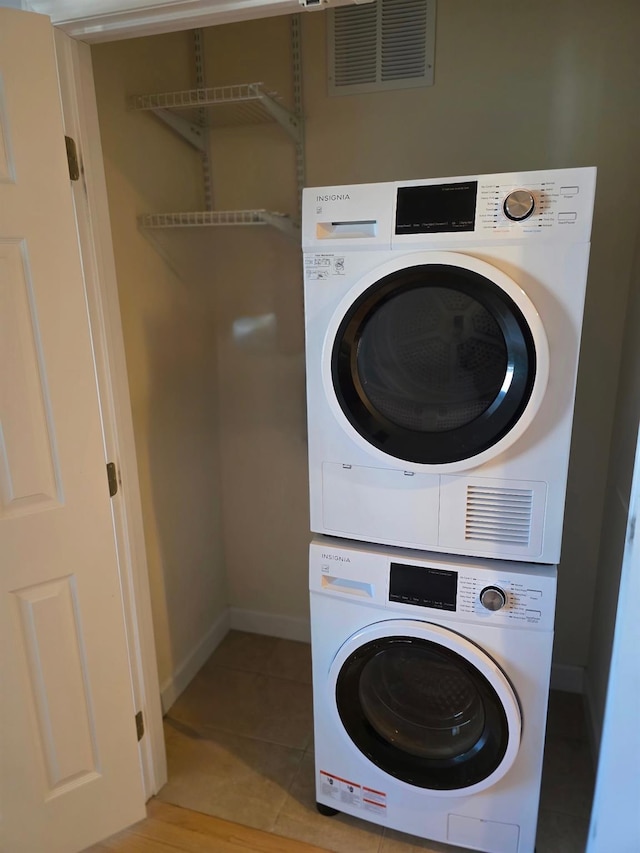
[159,631,595,853]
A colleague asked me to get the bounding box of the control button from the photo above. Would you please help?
[503,190,536,221]
[480,586,507,611]
[558,212,577,222]
[560,186,579,195]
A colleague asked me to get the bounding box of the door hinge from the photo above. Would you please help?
[107,462,118,497]
[135,710,144,742]
[65,135,80,181]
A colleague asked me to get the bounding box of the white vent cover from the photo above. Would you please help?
[328,0,436,95]
[465,485,533,547]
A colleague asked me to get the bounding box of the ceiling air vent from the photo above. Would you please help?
[328,0,436,96]
[465,485,533,547]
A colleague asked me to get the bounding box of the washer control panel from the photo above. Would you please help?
[457,572,552,625]
[388,560,554,626]
[310,538,557,631]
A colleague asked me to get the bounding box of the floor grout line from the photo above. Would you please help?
[165,716,312,755]
[271,747,308,830]
[193,660,313,686]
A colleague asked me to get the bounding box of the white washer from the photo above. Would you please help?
[310,536,556,853]
[303,167,596,563]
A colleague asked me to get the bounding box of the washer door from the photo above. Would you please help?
[329,620,521,795]
[324,252,549,472]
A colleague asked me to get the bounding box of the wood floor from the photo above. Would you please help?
[86,799,332,853]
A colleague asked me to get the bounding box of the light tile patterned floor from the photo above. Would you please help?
[158,631,594,853]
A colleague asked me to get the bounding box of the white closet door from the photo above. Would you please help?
[0,8,145,852]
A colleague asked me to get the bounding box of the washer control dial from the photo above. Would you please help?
[504,189,536,221]
[480,586,507,611]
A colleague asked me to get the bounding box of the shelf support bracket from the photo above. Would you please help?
[151,108,205,152]
[253,86,302,143]
[261,212,300,241]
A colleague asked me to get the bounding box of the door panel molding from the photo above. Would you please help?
[15,576,99,795]
[0,238,62,517]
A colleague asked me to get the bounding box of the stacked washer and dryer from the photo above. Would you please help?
[301,168,596,853]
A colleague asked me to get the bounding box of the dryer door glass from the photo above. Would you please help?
[332,264,536,464]
[335,636,510,790]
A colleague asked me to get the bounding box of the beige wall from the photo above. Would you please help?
[92,32,229,691]
[92,0,640,683]
[198,18,309,626]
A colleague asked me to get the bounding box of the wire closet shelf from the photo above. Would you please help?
[129,82,302,239]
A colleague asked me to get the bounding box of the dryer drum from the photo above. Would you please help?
[331,264,537,465]
[335,636,511,790]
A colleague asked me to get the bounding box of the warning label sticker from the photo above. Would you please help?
[319,771,361,807]
[319,772,387,817]
[363,785,387,815]
[304,255,346,278]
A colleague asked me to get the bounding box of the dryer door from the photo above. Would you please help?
[324,252,549,471]
[329,619,521,795]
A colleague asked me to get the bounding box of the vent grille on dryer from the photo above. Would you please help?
[465,485,533,545]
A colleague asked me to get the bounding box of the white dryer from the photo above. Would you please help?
[310,536,556,853]
[302,168,596,563]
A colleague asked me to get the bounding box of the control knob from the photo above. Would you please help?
[480,586,507,612]
[503,189,535,222]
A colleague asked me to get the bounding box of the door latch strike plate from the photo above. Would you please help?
[107,462,118,497]
[135,711,144,741]
[65,136,80,181]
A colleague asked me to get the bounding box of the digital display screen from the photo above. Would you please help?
[389,563,458,611]
[395,181,478,234]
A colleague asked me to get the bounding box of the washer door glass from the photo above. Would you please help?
[332,263,537,464]
[336,636,511,790]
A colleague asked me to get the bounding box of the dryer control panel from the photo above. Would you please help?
[394,171,595,239]
[302,167,596,251]
[474,173,593,237]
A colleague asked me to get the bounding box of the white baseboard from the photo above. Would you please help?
[550,663,585,694]
[229,607,311,643]
[160,608,230,713]
[159,608,309,715]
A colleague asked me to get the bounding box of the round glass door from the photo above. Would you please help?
[331,262,539,465]
[335,633,517,791]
